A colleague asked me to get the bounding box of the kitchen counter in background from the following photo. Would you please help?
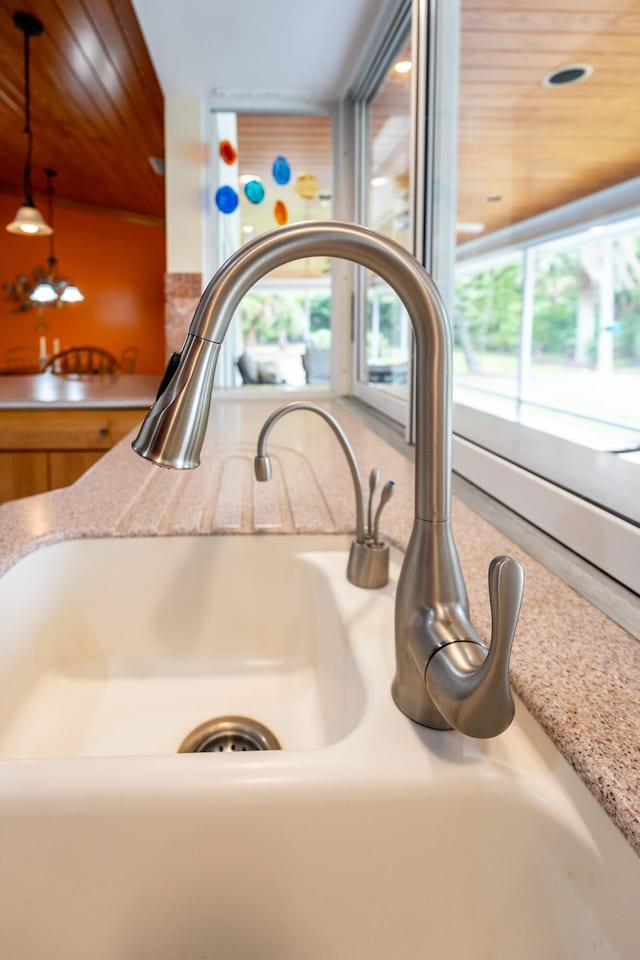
[0,393,638,856]
[0,372,159,409]
[0,373,158,504]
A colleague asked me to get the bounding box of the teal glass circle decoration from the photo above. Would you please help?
[272,155,291,185]
[244,179,265,204]
[215,185,239,214]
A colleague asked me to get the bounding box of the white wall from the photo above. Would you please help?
[165,98,205,274]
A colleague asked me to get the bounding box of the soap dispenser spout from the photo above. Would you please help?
[254,400,393,589]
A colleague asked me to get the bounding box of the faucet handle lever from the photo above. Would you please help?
[472,554,524,735]
[425,553,524,737]
[488,555,524,666]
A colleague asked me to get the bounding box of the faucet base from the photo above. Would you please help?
[391,676,453,730]
[391,517,478,730]
[347,540,390,589]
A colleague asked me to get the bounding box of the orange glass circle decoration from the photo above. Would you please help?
[219,140,237,165]
[294,173,320,200]
[274,200,288,225]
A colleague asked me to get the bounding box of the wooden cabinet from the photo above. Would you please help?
[0,407,143,504]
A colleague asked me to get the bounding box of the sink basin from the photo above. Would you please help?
[0,534,369,756]
[0,533,638,957]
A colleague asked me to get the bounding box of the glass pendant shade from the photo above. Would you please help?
[30,279,58,303]
[6,202,53,236]
[59,283,84,303]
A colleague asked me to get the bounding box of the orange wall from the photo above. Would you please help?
[1,193,166,374]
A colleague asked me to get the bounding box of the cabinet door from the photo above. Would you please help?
[0,452,49,504]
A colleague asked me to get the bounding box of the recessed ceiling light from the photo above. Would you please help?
[456,222,485,235]
[393,60,412,75]
[543,63,593,87]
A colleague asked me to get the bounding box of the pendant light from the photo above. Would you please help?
[30,169,84,304]
[6,12,52,237]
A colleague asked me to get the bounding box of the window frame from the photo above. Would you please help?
[350,0,416,429]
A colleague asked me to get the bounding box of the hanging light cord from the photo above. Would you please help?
[21,24,35,206]
[45,169,57,271]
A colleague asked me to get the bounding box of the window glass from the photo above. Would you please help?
[359,32,412,404]
[453,0,640,519]
[208,112,332,387]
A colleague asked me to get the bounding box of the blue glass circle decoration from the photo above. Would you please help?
[244,179,265,204]
[272,155,291,185]
[215,185,239,214]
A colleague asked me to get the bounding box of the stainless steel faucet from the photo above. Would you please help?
[132,220,524,739]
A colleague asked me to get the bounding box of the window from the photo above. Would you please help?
[431,0,640,593]
[455,218,640,460]
[206,111,333,388]
[353,10,413,422]
[350,0,639,594]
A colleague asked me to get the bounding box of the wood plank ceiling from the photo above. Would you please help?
[457,0,640,238]
[366,0,640,242]
[1,0,638,240]
[0,0,164,222]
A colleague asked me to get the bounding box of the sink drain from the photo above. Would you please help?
[178,716,281,754]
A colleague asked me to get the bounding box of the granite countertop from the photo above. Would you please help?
[0,373,159,409]
[0,393,638,855]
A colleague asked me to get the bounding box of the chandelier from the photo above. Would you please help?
[4,170,84,312]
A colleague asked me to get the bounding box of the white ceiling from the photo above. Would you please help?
[132,0,401,108]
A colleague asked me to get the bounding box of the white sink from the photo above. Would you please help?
[0,533,638,958]
[0,534,367,756]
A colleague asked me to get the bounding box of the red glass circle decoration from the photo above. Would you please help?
[274,200,288,225]
[219,140,237,165]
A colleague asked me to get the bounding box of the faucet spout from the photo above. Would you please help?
[132,219,525,738]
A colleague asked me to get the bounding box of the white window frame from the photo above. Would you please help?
[349,0,416,430]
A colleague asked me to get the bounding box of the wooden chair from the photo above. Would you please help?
[43,346,121,376]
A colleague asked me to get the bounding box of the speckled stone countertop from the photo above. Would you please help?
[0,394,638,855]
